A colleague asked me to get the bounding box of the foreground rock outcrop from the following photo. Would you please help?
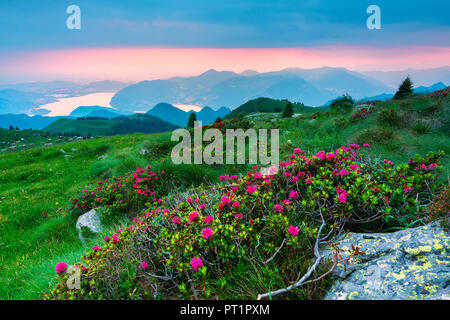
[76,209,103,243]
[324,221,449,300]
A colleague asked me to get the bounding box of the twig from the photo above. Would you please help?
[257,212,326,300]
[263,238,286,265]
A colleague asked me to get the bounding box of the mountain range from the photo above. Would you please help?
[147,103,230,127]
[358,82,447,102]
[110,67,392,110]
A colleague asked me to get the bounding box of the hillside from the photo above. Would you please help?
[44,114,177,136]
[224,97,327,119]
[0,113,60,130]
[1,88,448,300]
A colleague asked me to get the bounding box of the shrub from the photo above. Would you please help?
[329,94,354,112]
[45,145,444,300]
[377,108,403,127]
[412,120,432,134]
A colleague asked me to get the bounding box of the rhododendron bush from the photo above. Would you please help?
[45,145,444,300]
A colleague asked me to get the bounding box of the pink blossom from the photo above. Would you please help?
[274,204,284,213]
[350,164,358,171]
[92,246,101,252]
[326,153,336,160]
[293,148,303,154]
[191,257,203,272]
[363,144,370,148]
[339,168,349,177]
[338,191,349,204]
[306,178,312,185]
[172,217,181,224]
[204,215,214,224]
[55,262,68,274]
[289,190,299,200]
[288,225,299,237]
[139,261,149,269]
[232,201,241,208]
[247,185,257,194]
[429,163,438,169]
[186,197,193,203]
[188,212,199,222]
[253,173,262,179]
[201,228,213,239]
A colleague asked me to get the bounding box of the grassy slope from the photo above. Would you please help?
[224,97,328,119]
[0,93,448,299]
[0,133,164,299]
[44,118,114,136]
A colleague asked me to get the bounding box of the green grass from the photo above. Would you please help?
[43,118,115,136]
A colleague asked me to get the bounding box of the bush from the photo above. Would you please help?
[329,94,354,112]
[45,145,444,300]
[377,109,403,127]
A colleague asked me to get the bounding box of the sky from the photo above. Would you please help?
[0,0,449,83]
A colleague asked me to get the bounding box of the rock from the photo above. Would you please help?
[76,209,103,243]
[323,221,449,300]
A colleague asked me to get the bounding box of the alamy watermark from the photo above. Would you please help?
[66,5,81,30]
[170,122,279,167]
[366,5,381,30]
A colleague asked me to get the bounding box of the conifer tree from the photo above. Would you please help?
[282,101,294,118]
[187,112,197,128]
[393,76,414,100]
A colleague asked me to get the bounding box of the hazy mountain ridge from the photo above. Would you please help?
[110,67,392,111]
[146,102,230,127]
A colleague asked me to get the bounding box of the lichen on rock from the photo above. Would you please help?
[323,221,449,300]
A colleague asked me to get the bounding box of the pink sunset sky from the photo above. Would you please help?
[1,45,449,83]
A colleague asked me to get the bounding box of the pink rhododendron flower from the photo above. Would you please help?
[232,201,241,208]
[172,217,181,224]
[350,164,358,171]
[204,215,214,223]
[188,211,199,222]
[92,246,101,252]
[247,185,257,194]
[274,204,284,213]
[139,261,149,269]
[363,144,370,147]
[55,262,68,274]
[339,168,349,177]
[403,186,412,194]
[253,173,262,179]
[429,163,438,169]
[306,178,312,185]
[289,190,299,200]
[338,191,349,204]
[201,228,213,239]
[326,153,336,160]
[191,257,203,272]
[186,197,193,203]
[288,225,299,237]
[293,148,303,154]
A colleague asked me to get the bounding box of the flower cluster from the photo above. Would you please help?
[46,145,443,300]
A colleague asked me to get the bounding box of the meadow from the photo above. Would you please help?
[0,90,448,299]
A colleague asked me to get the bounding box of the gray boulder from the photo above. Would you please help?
[323,221,449,300]
[76,209,103,243]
